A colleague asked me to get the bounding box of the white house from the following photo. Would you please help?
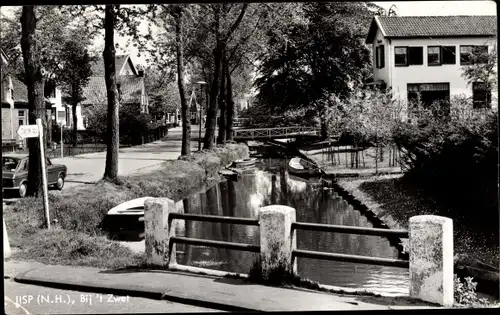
[365,15,497,109]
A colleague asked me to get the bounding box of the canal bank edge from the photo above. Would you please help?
[4,143,250,269]
[297,145,499,294]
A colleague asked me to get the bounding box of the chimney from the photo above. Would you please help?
[138,70,144,77]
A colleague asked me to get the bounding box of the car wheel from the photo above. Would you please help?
[56,175,65,190]
[19,182,28,198]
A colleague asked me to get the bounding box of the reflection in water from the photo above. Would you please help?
[176,158,409,295]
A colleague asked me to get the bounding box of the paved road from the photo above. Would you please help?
[49,126,203,189]
[4,278,221,314]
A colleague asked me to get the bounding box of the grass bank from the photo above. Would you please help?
[4,143,249,268]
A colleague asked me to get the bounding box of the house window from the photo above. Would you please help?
[442,46,456,64]
[472,82,491,109]
[18,110,25,117]
[407,83,450,107]
[395,47,423,66]
[394,47,408,66]
[408,47,423,65]
[460,45,488,65]
[375,45,385,69]
[427,46,441,66]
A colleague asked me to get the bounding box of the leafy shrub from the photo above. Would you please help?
[454,275,492,308]
[84,102,153,144]
[393,105,498,226]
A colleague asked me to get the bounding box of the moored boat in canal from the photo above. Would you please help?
[288,157,322,177]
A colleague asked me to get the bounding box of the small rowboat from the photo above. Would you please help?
[288,157,322,177]
[103,197,153,237]
[233,157,257,168]
[106,197,153,216]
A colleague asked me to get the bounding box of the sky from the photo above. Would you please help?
[373,1,496,16]
[1,2,497,66]
[109,1,500,66]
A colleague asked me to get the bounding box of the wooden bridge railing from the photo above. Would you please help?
[233,126,319,140]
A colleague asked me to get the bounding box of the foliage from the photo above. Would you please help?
[143,65,180,119]
[461,43,497,97]
[84,102,152,144]
[392,98,498,225]
[255,2,377,121]
[0,8,23,81]
[454,275,492,308]
[325,88,404,146]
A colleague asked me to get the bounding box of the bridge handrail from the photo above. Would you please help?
[170,236,260,253]
[148,203,410,275]
[292,222,409,238]
[146,200,453,306]
[169,212,259,226]
[293,249,409,268]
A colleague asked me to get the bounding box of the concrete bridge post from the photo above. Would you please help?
[144,198,178,267]
[409,215,454,306]
[259,205,297,280]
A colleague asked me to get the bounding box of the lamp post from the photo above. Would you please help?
[195,81,206,151]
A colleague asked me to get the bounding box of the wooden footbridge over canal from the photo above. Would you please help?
[233,126,320,141]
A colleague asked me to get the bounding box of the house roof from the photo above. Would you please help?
[90,55,137,76]
[80,75,145,106]
[366,15,497,43]
[81,54,145,106]
[12,78,28,104]
[118,75,144,104]
[81,76,107,105]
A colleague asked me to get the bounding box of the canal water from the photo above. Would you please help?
[173,158,410,295]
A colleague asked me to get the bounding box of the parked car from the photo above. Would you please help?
[2,154,67,198]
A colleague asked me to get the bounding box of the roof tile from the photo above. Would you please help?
[378,15,497,38]
[90,55,129,76]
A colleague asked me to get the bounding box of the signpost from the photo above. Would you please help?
[60,122,64,158]
[17,119,50,229]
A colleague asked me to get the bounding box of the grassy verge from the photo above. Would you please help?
[5,143,249,268]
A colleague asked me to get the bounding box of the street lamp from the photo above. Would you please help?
[195,81,206,151]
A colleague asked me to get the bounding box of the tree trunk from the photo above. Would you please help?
[172,6,190,156]
[203,6,222,150]
[217,53,226,144]
[72,85,78,148]
[225,63,235,141]
[103,5,119,181]
[21,6,45,198]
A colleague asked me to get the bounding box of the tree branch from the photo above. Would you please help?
[223,3,249,43]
